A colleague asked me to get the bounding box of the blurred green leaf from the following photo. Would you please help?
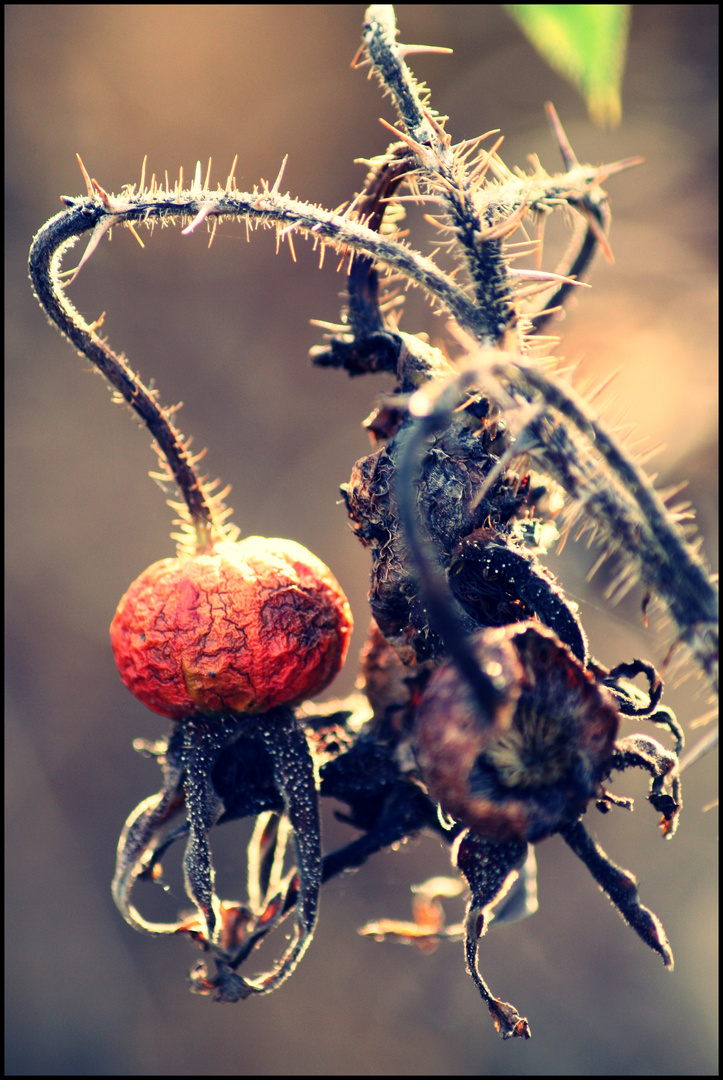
[504,5,631,128]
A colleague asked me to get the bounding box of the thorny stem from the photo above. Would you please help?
[29,171,485,342]
[363,4,515,342]
[362,7,635,345]
[403,354,717,694]
[344,7,715,709]
[363,7,431,142]
[528,201,609,333]
[527,102,615,330]
[484,356,718,692]
[28,203,227,554]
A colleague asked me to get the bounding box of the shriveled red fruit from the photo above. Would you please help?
[110,536,353,719]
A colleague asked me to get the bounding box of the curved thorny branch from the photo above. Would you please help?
[29,1,715,1044]
[28,196,237,556]
[399,360,718,695]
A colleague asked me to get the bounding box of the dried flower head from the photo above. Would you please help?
[414,621,620,842]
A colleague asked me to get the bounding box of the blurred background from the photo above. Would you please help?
[6,5,717,1074]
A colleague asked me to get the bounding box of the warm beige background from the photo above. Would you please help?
[6,5,717,1074]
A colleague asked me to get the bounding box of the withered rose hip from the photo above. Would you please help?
[414,621,620,844]
[110,536,353,719]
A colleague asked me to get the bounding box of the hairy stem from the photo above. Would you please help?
[28,203,226,552]
[30,179,484,340]
[439,354,718,692]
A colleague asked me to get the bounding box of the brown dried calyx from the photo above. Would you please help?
[343,414,529,659]
[413,622,620,843]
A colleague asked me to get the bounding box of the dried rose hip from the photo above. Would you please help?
[110,536,353,719]
[413,621,620,843]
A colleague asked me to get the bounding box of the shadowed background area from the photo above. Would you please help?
[6,5,717,1075]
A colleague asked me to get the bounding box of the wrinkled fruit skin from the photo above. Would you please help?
[110,537,353,719]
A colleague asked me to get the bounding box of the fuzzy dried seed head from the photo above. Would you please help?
[110,537,353,719]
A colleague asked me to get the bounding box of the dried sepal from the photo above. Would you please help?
[113,711,325,999]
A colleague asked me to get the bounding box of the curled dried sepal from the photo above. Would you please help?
[610,733,682,839]
[455,831,532,1039]
[112,783,189,937]
[112,712,324,997]
[560,818,675,969]
[359,875,465,953]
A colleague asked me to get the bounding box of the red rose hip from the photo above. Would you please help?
[110,536,353,719]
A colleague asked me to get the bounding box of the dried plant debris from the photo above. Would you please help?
[30,3,716,1042]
